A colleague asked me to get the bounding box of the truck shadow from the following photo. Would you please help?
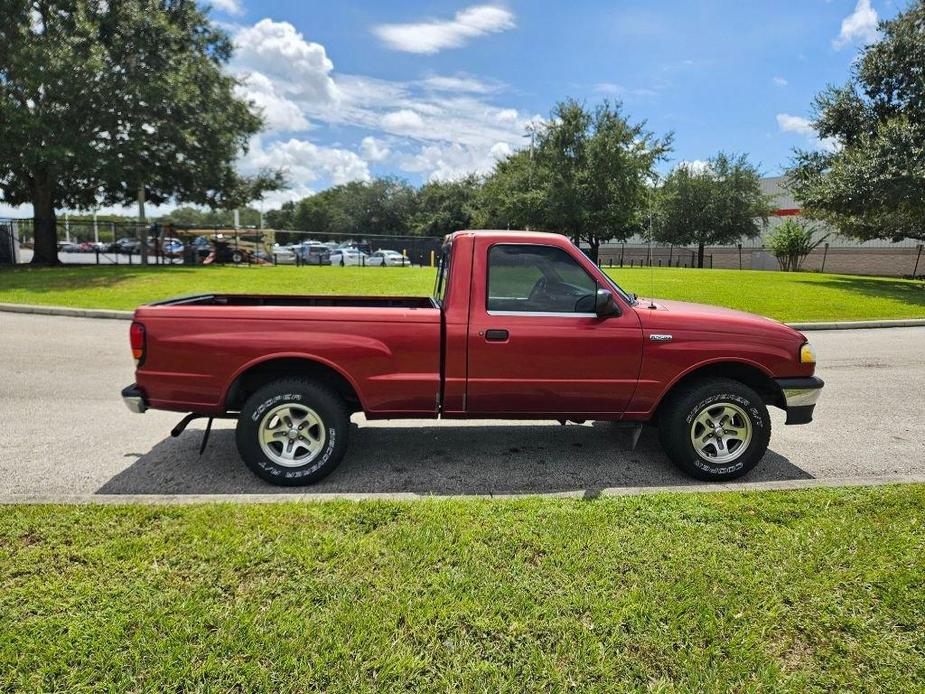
[98,421,813,495]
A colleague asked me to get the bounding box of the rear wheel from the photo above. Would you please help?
[236,379,349,485]
[658,378,771,481]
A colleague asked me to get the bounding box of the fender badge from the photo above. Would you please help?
[649,334,673,342]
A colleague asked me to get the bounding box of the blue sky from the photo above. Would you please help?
[3,0,896,216]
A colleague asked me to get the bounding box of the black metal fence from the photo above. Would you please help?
[4,219,445,268]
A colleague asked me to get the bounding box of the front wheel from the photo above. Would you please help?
[658,378,771,481]
[236,379,349,485]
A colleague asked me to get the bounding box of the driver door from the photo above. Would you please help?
[466,241,643,416]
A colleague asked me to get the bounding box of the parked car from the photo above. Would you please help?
[367,250,410,267]
[300,244,331,265]
[122,230,824,487]
[161,237,185,256]
[112,237,141,254]
[57,241,80,253]
[329,249,369,266]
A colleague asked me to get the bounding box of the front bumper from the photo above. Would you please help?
[776,376,824,425]
[121,384,148,414]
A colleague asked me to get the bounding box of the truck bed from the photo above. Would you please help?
[149,293,437,309]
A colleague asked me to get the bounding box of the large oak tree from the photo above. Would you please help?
[478,99,671,262]
[0,0,282,264]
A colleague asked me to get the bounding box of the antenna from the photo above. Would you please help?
[646,192,657,309]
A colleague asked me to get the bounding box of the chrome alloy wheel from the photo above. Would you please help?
[258,403,327,467]
[689,402,752,464]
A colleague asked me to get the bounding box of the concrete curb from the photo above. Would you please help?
[0,474,922,505]
[0,302,132,320]
[790,318,925,331]
[2,301,925,330]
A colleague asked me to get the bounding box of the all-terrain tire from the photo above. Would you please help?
[658,378,771,481]
[236,378,349,486]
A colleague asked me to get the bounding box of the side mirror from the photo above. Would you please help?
[595,288,620,317]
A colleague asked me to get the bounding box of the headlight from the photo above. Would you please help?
[800,342,816,364]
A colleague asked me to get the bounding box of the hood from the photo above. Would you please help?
[633,298,805,341]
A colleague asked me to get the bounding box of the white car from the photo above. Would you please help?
[329,249,369,266]
[366,250,410,267]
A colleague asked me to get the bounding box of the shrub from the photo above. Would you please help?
[766,219,829,271]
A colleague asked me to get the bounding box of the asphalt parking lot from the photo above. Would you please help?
[1,311,923,499]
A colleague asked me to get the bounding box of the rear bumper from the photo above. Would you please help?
[121,384,148,414]
[776,376,824,425]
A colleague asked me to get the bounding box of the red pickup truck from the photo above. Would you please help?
[122,230,823,485]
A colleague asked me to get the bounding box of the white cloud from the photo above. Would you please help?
[360,136,391,162]
[776,113,838,152]
[400,140,513,181]
[241,136,371,186]
[235,72,310,133]
[233,20,338,104]
[772,76,788,87]
[208,0,244,16]
[223,19,536,186]
[776,113,815,137]
[381,109,425,134]
[373,5,515,54]
[495,108,518,124]
[833,0,879,50]
[420,75,499,94]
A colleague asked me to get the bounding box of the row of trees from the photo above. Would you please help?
[262,101,771,266]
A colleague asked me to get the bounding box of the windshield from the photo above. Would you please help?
[599,271,637,306]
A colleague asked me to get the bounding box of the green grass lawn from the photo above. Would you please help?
[1,263,924,322]
[1,486,923,691]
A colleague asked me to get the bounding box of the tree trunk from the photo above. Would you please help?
[697,242,705,269]
[588,237,600,264]
[30,177,60,265]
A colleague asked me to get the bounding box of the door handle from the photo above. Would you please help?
[484,329,509,342]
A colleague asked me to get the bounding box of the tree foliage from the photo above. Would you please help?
[412,176,481,237]
[653,154,772,267]
[291,179,416,237]
[766,219,830,272]
[0,0,283,263]
[787,0,925,242]
[477,99,671,261]
[158,206,263,228]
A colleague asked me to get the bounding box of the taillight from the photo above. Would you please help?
[129,322,146,366]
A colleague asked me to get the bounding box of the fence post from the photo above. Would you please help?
[737,243,742,270]
[620,243,625,268]
[821,242,830,273]
[914,244,923,279]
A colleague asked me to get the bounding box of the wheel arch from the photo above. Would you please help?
[652,359,784,422]
[222,354,364,414]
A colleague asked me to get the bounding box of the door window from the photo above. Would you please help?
[487,244,598,313]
